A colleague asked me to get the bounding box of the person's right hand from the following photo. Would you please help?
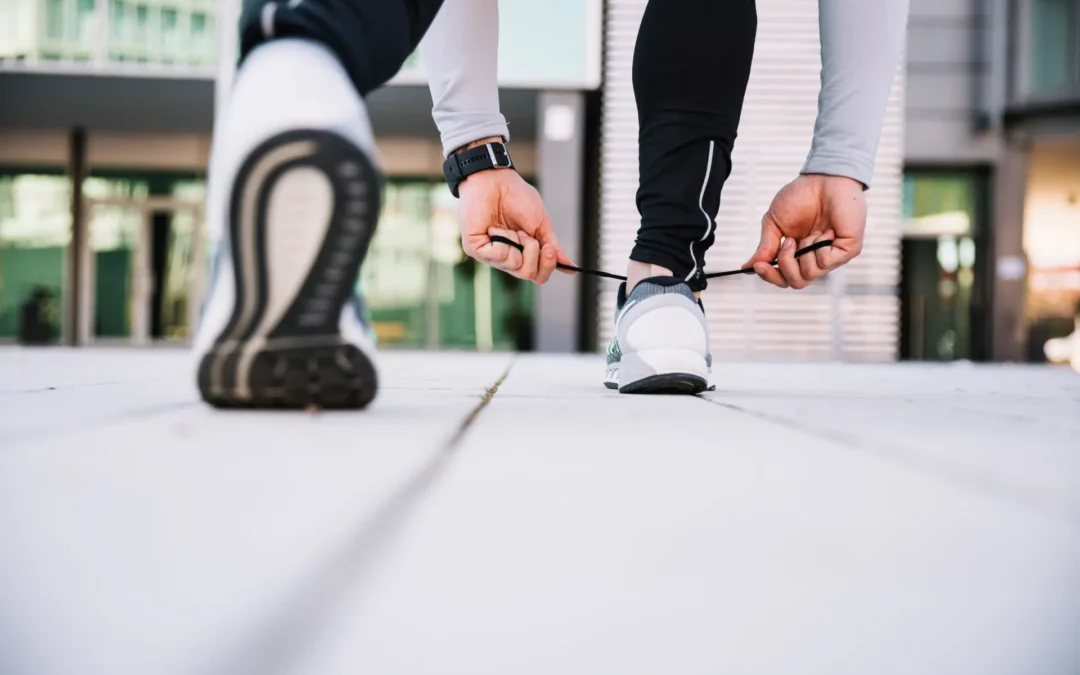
[458,166,575,284]
[743,174,867,290]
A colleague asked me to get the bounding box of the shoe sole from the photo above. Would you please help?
[197,129,380,410]
[618,372,708,395]
[616,348,710,396]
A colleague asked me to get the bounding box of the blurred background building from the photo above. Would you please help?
[1,0,1077,363]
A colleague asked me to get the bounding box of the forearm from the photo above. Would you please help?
[419,0,509,157]
[803,0,909,188]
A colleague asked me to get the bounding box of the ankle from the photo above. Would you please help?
[626,261,701,299]
[626,260,673,292]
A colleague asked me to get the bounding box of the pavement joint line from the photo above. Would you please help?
[0,379,139,397]
[442,358,514,451]
[197,359,516,675]
[699,396,1080,531]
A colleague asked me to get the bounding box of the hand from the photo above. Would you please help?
[458,168,575,284]
[743,174,867,290]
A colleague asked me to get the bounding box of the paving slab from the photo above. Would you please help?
[0,348,1078,675]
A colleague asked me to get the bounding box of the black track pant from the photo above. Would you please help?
[632,0,757,291]
[238,0,444,96]
[238,0,757,291]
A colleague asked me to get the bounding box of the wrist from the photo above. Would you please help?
[452,136,505,156]
[444,138,514,198]
[801,173,865,192]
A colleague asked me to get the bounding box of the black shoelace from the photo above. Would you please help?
[489,235,834,282]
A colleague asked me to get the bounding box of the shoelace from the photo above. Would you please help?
[489,235,834,281]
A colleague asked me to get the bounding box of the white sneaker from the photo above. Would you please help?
[604,276,711,394]
[194,41,381,409]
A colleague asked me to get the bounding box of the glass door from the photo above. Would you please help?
[900,172,990,361]
[360,180,536,351]
[151,201,205,342]
[80,200,148,345]
[79,198,204,345]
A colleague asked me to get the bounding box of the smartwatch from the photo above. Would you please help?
[443,141,514,198]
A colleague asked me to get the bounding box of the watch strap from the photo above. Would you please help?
[443,141,513,197]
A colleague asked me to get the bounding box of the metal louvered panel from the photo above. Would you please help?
[597,0,905,362]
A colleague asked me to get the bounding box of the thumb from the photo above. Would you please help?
[533,212,577,270]
[553,243,577,272]
[744,215,784,268]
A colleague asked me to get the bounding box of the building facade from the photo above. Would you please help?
[3,0,1072,361]
[904,0,1080,362]
[0,0,601,351]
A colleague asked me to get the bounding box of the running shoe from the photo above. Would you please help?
[604,277,711,394]
[194,127,380,409]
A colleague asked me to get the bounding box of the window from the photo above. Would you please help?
[0,174,73,342]
[903,173,975,236]
[134,4,148,43]
[188,11,212,62]
[160,7,178,57]
[359,181,534,350]
[110,0,126,43]
[46,0,64,40]
[1029,0,1079,94]
[76,0,96,42]
[161,8,177,34]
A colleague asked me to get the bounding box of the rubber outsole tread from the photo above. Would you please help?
[619,373,708,395]
[200,344,376,410]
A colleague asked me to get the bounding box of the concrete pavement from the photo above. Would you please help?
[1,348,1079,674]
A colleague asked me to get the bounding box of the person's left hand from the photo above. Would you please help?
[743,174,867,289]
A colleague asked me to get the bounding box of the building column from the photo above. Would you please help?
[535,91,586,352]
[990,140,1031,361]
[215,0,241,123]
[65,127,88,346]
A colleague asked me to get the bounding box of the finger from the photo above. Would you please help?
[553,245,578,273]
[752,262,789,289]
[487,227,521,246]
[516,233,541,281]
[817,231,862,270]
[814,229,836,271]
[798,233,827,282]
[535,243,559,284]
[744,213,784,268]
[464,226,515,261]
[473,227,521,268]
[776,237,809,290]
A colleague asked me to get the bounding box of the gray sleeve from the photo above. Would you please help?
[419,0,510,158]
[802,0,910,188]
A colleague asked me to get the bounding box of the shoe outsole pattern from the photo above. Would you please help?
[197,129,380,410]
[619,373,709,395]
[199,342,377,410]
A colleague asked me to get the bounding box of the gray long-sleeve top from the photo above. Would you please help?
[420,0,910,189]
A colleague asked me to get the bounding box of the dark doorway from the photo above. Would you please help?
[900,170,992,361]
[149,209,172,340]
